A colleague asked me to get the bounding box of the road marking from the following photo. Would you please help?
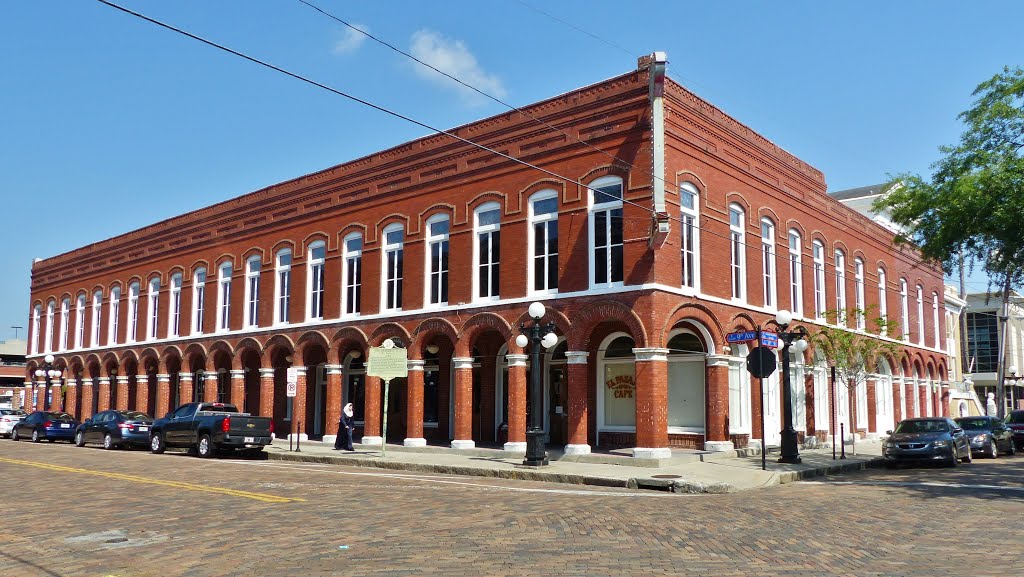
[804,479,1024,493]
[0,456,305,503]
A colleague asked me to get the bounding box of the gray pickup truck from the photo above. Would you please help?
[149,402,273,458]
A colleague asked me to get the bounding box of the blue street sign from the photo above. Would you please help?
[760,331,779,348]
[726,331,758,343]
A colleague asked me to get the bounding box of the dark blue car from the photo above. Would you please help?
[74,410,154,449]
[11,411,79,443]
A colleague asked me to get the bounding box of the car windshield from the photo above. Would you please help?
[1008,412,1024,424]
[894,420,949,434]
[122,411,152,422]
[48,412,74,420]
[955,418,992,430]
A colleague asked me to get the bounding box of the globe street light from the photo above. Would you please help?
[767,310,809,464]
[33,353,62,411]
[516,301,557,467]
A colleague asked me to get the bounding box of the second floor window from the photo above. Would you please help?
[834,250,846,325]
[169,274,182,337]
[916,284,925,346]
[59,298,70,351]
[788,230,803,317]
[31,304,41,355]
[44,300,55,353]
[91,291,102,347]
[933,291,941,350]
[530,192,559,294]
[217,263,232,331]
[109,287,121,344]
[383,226,404,310]
[246,257,260,328]
[127,282,140,342]
[74,294,86,349]
[761,218,776,309]
[900,279,910,341]
[812,241,826,320]
[729,204,745,301]
[343,235,362,315]
[590,177,624,287]
[275,250,291,324]
[147,278,160,340]
[308,243,325,320]
[877,268,888,330]
[192,269,206,335]
[475,203,500,300]
[680,183,699,290]
[426,216,449,306]
[854,258,865,330]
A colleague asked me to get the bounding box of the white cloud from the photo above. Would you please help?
[333,24,368,55]
[409,29,506,104]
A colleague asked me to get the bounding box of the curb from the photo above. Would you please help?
[774,457,886,484]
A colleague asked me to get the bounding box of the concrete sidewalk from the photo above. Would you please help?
[264,438,884,493]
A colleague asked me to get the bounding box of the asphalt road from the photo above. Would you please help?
[1,439,1022,577]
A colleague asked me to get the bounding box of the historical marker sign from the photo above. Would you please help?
[367,342,409,457]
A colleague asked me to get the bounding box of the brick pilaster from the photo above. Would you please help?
[204,373,219,403]
[404,360,425,446]
[866,379,877,433]
[178,373,194,406]
[704,355,731,448]
[292,367,308,440]
[97,377,111,412]
[325,364,343,437]
[258,368,274,418]
[451,357,474,448]
[633,348,670,458]
[156,374,171,417]
[80,378,94,420]
[230,370,245,408]
[506,354,530,448]
[115,376,130,410]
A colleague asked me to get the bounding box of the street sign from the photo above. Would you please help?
[286,368,298,397]
[726,330,758,343]
[759,331,779,348]
[286,382,297,398]
[746,346,777,378]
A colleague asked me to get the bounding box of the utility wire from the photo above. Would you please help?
[511,0,634,58]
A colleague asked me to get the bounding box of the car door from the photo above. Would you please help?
[165,404,195,444]
[85,412,102,443]
[17,413,37,436]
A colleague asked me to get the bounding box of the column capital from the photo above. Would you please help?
[259,367,275,378]
[325,364,343,375]
[565,351,589,365]
[452,357,475,370]
[230,369,245,379]
[66,380,77,387]
[291,366,308,376]
[81,378,94,386]
[98,376,111,385]
[156,374,171,382]
[705,354,731,367]
[179,373,193,382]
[205,372,219,381]
[632,347,669,362]
[505,354,528,368]
[407,359,426,371]
[135,374,149,383]
[115,376,130,384]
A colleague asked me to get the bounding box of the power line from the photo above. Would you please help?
[511,0,634,58]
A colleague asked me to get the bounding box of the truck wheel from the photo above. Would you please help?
[197,434,214,458]
[150,433,166,454]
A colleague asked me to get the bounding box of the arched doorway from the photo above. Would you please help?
[239,348,261,415]
[303,343,328,440]
[875,358,895,434]
[596,333,635,448]
[666,330,705,438]
[343,350,366,435]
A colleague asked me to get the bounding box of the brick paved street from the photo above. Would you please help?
[1,440,1022,577]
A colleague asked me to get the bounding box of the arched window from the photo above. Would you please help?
[932,291,941,350]
[245,256,260,328]
[168,273,182,337]
[877,267,888,333]
[679,182,700,290]
[44,299,55,353]
[788,230,803,317]
[834,249,846,325]
[597,333,636,438]
[529,190,559,294]
[589,176,624,288]
[274,249,291,324]
[192,269,206,335]
[91,290,102,347]
[307,242,325,320]
[382,224,404,311]
[761,217,776,310]
[31,303,41,355]
[425,215,450,306]
[217,262,233,331]
[899,278,909,341]
[74,293,86,349]
[812,241,826,320]
[343,233,362,316]
[916,284,925,346]
[108,288,121,345]
[59,297,70,351]
[854,257,865,330]
[147,277,160,341]
[729,204,745,301]
[127,281,140,343]
[474,203,501,301]
[667,331,705,432]
[344,350,366,423]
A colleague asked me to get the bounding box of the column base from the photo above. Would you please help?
[563,443,591,455]
[632,447,672,459]
[360,435,383,446]
[450,439,475,449]
[503,441,527,453]
[322,435,337,445]
[703,440,735,452]
[404,437,427,447]
[287,433,309,442]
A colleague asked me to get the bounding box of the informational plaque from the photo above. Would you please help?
[366,340,408,456]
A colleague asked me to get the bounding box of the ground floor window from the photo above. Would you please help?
[345,353,365,423]
[599,334,635,431]
[667,331,705,432]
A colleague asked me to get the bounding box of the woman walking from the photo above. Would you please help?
[335,403,355,451]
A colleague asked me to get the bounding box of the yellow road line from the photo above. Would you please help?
[0,457,305,504]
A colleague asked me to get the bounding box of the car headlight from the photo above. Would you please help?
[884,442,897,449]
[932,440,949,447]
[972,434,988,443]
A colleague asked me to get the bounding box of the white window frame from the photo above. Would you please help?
[147,277,160,341]
[31,304,42,355]
[679,182,700,291]
[588,176,625,289]
[307,242,326,321]
[44,299,55,353]
[425,215,450,307]
[192,270,206,335]
[342,234,362,316]
[916,284,925,346]
[854,257,865,330]
[932,291,941,350]
[812,241,826,321]
[834,249,846,326]
[596,332,636,434]
[216,262,232,332]
[245,256,260,328]
[788,230,803,317]
[74,293,86,349]
[169,273,182,337]
[108,288,121,345]
[761,218,776,311]
[91,291,102,347]
[127,281,140,343]
[900,279,910,341]
[474,202,501,302]
[382,224,404,311]
[274,250,291,325]
[877,268,888,333]
[58,297,70,351]
[729,204,746,302]
[528,190,559,295]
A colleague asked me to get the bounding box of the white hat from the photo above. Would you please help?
[343,403,354,417]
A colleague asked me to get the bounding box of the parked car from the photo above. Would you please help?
[11,411,80,443]
[74,410,154,450]
[1006,410,1024,449]
[955,415,1016,458]
[883,417,972,467]
[149,402,273,458]
[1,408,26,438]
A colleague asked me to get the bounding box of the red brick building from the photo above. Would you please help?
[25,54,948,457]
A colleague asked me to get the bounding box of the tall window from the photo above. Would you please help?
[127,281,140,343]
[932,291,941,350]
[426,216,450,306]
[275,249,291,324]
[680,182,699,290]
[854,258,865,330]
[217,262,232,332]
[31,304,41,355]
[899,279,910,341]
[834,249,846,325]
[761,218,776,309]
[245,257,260,328]
[343,234,362,315]
[108,287,121,344]
[475,203,501,300]
[44,299,55,353]
[169,274,182,337]
[382,225,404,311]
[788,230,803,317]
[307,242,325,320]
[74,294,86,349]
[916,284,925,346]
[529,191,559,293]
[192,269,206,335]
[147,278,160,341]
[877,268,888,332]
[590,176,624,287]
[812,241,826,320]
[91,291,102,347]
[59,297,70,351]
[730,204,746,301]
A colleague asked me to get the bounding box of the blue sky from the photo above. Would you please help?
[2,0,1020,342]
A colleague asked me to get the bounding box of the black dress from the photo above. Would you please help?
[335,412,355,450]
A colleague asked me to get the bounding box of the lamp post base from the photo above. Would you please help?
[778,428,802,464]
[523,429,549,467]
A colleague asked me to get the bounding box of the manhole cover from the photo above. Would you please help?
[651,474,681,479]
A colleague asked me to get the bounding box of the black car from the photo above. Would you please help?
[1006,410,1024,448]
[11,411,79,443]
[883,417,972,467]
[75,410,154,449]
[955,416,1016,458]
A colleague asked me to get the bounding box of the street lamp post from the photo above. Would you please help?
[33,354,62,412]
[767,310,809,464]
[1006,366,1019,414]
[515,302,557,467]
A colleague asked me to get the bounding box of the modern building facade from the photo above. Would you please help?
[25,55,948,458]
[963,290,1024,414]
[0,339,28,409]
